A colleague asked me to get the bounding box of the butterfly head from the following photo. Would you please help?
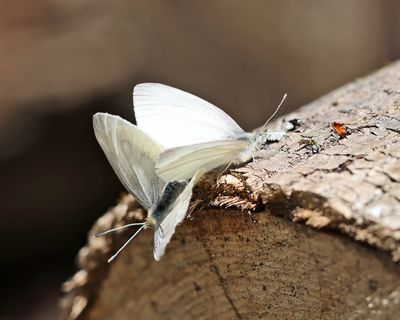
[253,131,267,146]
[250,131,274,147]
[253,130,286,146]
[145,212,157,229]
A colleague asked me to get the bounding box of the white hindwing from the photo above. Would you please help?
[133,83,246,148]
[155,140,249,182]
[93,113,165,209]
[153,170,203,261]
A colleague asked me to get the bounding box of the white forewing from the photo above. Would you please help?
[93,113,165,209]
[153,170,203,261]
[133,83,246,148]
[155,140,249,182]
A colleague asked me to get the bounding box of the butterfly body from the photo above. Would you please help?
[133,83,286,182]
[147,180,189,229]
[93,112,201,261]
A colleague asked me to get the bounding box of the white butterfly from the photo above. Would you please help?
[93,113,202,261]
[133,83,286,182]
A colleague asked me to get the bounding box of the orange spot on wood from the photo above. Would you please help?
[332,121,348,138]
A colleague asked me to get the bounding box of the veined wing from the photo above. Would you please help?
[93,113,165,209]
[155,140,249,182]
[133,83,246,148]
[153,170,203,261]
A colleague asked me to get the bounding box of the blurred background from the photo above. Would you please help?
[0,1,399,319]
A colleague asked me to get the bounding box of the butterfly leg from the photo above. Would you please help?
[216,162,233,185]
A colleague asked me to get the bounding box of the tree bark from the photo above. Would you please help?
[61,61,400,320]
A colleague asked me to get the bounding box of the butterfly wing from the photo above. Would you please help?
[133,83,246,148]
[93,113,165,209]
[155,140,249,182]
[153,170,203,261]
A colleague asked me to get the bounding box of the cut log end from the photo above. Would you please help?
[62,205,400,320]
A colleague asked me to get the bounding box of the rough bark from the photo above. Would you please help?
[61,61,400,319]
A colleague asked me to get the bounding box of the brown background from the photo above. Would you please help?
[0,1,399,319]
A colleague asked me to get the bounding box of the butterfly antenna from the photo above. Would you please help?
[107,224,146,263]
[263,93,287,127]
[95,222,145,237]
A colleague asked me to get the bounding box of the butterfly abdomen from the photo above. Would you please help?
[150,180,189,227]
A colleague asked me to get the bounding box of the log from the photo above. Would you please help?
[60,61,400,319]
